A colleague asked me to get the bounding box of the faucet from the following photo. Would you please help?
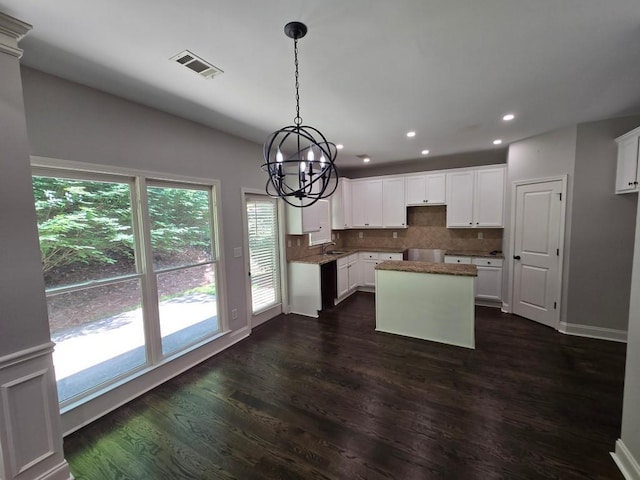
[321,241,336,255]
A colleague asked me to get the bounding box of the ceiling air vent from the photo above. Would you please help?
[170,50,223,79]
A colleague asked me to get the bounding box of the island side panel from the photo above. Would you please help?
[288,262,322,317]
[375,269,475,349]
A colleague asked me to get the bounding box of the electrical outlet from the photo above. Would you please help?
[337,232,340,239]
[331,233,335,240]
[359,231,363,239]
[231,308,238,320]
[393,232,398,239]
[288,239,292,248]
[297,238,301,246]
[478,232,483,240]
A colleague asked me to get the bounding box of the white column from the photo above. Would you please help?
[0,12,73,480]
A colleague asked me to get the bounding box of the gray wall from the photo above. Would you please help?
[620,202,640,468]
[0,55,51,355]
[505,116,640,332]
[21,67,266,332]
[504,126,577,324]
[568,117,640,330]
[340,149,507,178]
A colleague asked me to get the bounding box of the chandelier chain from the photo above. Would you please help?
[294,38,302,126]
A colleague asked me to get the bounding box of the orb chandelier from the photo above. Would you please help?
[262,21,339,208]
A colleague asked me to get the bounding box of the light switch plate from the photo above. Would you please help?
[233,247,242,258]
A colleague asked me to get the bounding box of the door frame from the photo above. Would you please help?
[241,188,289,330]
[507,175,568,329]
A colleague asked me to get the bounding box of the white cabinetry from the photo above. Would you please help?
[331,178,352,229]
[405,173,446,205]
[446,167,505,228]
[336,253,360,301]
[308,200,331,245]
[615,127,640,194]
[444,255,503,305]
[473,257,503,303]
[287,200,323,234]
[360,252,403,287]
[382,177,407,228]
[351,179,383,227]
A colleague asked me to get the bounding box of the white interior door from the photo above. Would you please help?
[512,180,563,328]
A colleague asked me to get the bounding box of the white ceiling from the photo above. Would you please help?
[2,0,640,169]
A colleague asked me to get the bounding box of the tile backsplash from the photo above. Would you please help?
[286,205,502,260]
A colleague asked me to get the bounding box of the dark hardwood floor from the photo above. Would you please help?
[64,292,626,479]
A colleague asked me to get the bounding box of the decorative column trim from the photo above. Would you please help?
[0,341,73,480]
[0,12,32,58]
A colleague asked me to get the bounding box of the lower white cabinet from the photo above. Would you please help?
[473,257,503,303]
[360,252,403,287]
[336,253,360,301]
[444,255,503,305]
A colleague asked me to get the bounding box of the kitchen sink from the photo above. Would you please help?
[325,250,349,255]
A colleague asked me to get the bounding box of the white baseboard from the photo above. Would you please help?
[501,301,510,313]
[34,461,74,480]
[612,439,640,480]
[559,322,627,343]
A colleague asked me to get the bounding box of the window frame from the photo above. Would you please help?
[31,157,228,409]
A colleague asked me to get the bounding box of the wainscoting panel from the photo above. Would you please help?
[0,342,72,480]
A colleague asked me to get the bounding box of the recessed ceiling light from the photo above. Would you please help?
[406,131,416,138]
[336,144,344,150]
[493,139,503,145]
[363,157,370,163]
[421,150,430,155]
[502,113,515,121]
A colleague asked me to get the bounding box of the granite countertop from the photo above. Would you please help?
[445,250,505,259]
[290,247,406,265]
[375,260,477,277]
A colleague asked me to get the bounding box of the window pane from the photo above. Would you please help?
[32,176,136,289]
[247,197,280,313]
[147,186,212,270]
[158,264,219,355]
[48,279,146,402]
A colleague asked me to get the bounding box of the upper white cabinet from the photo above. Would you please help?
[382,177,406,228]
[331,178,352,229]
[615,127,640,194]
[351,179,383,227]
[287,200,322,234]
[446,166,505,228]
[405,173,446,205]
[308,200,331,245]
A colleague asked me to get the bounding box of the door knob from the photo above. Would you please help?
[513,255,521,260]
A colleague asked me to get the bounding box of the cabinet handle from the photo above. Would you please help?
[635,181,639,185]
[487,261,491,265]
[476,222,479,225]
[457,260,461,263]
[513,255,521,260]
[630,182,634,186]
[469,222,472,225]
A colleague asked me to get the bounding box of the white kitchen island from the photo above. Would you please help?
[375,260,477,349]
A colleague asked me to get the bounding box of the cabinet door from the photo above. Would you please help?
[337,263,349,298]
[351,179,383,227]
[300,200,322,233]
[308,200,331,245]
[351,181,369,227]
[475,266,503,301]
[616,135,640,193]
[474,168,505,227]
[446,171,474,227]
[331,179,352,229]
[348,258,361,291]
[366,180,384,227]
[382,177,406,227]
[406,175,427,205]
[362,260,377,287]
[425,174,446,204]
